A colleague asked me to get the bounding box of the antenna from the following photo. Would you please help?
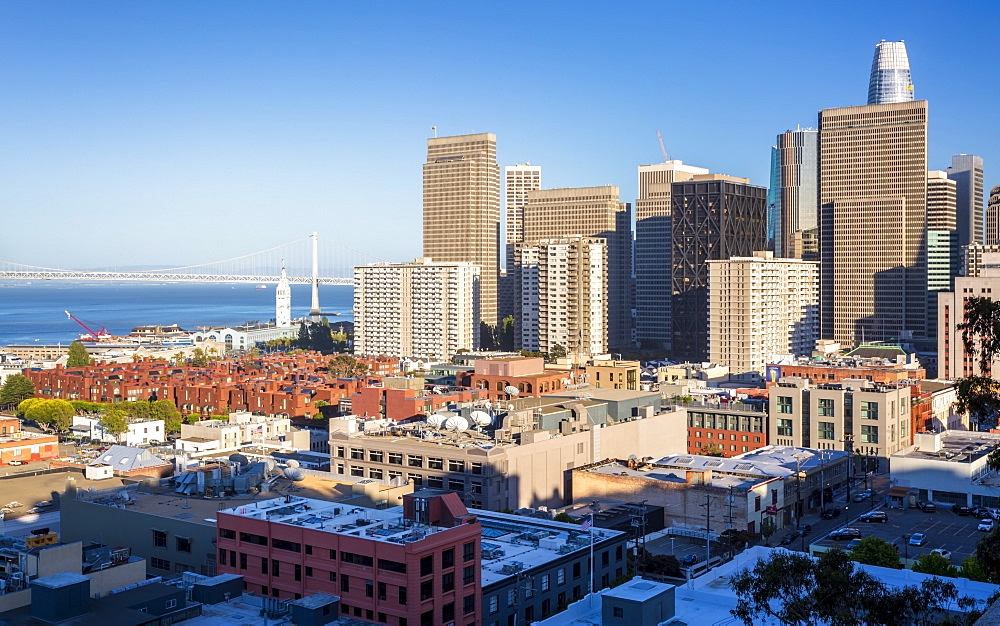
[656,130,669,162]
[431,126,438,138]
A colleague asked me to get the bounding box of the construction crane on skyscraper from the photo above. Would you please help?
[656,130,669,162]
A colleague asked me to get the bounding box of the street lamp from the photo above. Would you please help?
[793,452,810,523]
[902,534,911,560]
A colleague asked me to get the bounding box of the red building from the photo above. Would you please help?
[216,490,482,626]
[350,386,482,422]
[456,357,578,402]
[685,405,769,458]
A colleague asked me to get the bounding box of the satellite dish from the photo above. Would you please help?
[283,467,305,482]
[504,386,520,396]
[469,411,492,427]
[427,414,448,429]
[445,416,469,433]
[482,401,492,411]
[286,459,300,469]
[229,453,250,467]
[508,404,515,411]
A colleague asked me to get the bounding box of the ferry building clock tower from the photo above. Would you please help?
[276,264,292,327]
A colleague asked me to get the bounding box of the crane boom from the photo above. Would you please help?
[656,130,669,162]
[65,310,111,341]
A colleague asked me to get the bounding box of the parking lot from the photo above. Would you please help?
[816,506,991,564]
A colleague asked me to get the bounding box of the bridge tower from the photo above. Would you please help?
[309,231,321,320]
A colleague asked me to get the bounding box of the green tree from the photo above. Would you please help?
[147,400,183,434]
[912,552,960,577]
[760,517,777,546]
[975,527,1000,582]
[190,348,209,367]
[66,340,94,367]
[1,374,35,407]
[702,443,725,457]
[849,536,900,569]
[328,354,369,378]
[549,344,567,360]
[961,555,992,583]
[24,399,75,432]
[954,297,1000,437]
[99,408,130,442]
[553,512,577,524]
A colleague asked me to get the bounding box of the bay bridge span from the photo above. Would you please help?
[0,233,387,286]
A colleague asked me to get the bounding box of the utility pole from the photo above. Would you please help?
[699,494,712,567]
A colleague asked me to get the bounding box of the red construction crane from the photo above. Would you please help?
[64,310,112,341]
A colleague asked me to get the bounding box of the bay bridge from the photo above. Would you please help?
[0,233,387,286]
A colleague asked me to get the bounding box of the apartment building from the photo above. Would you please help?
[584,360,640,391]
[685,405,769,457]
[938,254,1000,379]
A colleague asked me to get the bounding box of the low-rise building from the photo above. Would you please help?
[585,360,640,391]
[180,413,293,450]
[0,431,59,466]
[349,384,482,422]
[71,415,164,446]
[685,404,769,457]
[456,357,580,402]
[890,430,1000,509]
[51,444,174,478]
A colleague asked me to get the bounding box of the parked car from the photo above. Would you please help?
[853,490,872,503]
[822,508,842,519]
[847,538,863,550]
[799,524,812,535]
[979,518,995,532]
[931,548,952,561]
[909,533,927,546]
[952,504,972,516]
[829,528,863,540]
[680,554,699,566]
[916,501,936,512]
[859,511,888,523]
[780,531,802,546]
[7,460,25,466]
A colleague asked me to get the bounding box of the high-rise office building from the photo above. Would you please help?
[926,171,959,339]
[868,40,914,105]
[769,128,819,259]
[635,160,709,349]
[522,186,633,349]
[947,154,985,249]
[514,237,607,355]
[671,176,768,362]
[708,252,819,377]
[989,185,1000,246]
[819,100,929,345]
[354,258,480,362]
[422,133,500,334]
[500,164,542,322]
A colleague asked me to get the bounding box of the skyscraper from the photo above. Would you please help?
[500,164,542,322]
[514,237,607,355]
[671,176,768,361]
[988,185,1000,246]
[868,40,914,105]
[769,128,819,259]
[818,100,929,345]
[422,133,500,334]
[522,186,633,349]
[635,160,709,349]
[925,170,959,339]
[946,154,985,249]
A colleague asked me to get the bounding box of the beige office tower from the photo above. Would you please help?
[514,237,607,355]
[522,186,633,348]
[423,133,500,332]
[500,164,542,321]
[925,171,959,339]
[708,252,819,377]
[635,161,709,349]
[938,253,1000,379]
[987,185,1000,246]
[819,100,929,345]
[354,259,480,362]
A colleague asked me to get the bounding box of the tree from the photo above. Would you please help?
[328,354,369,378]
[17,397,42,416]
[912,552,960,577]
[760,517,777,546]
[99,408,130,442]
[702,443,725,457]
[975,527,1000,582]
[1,374,35,407]
[553,512,577,524]
[190,348,209,367]
[850,536,900,569]
[961,555,993,583]
[148,400,184,434]
[66,340,94,367]
[549,344,567,360]
[954,297,1000,436]
[24,399,76,432]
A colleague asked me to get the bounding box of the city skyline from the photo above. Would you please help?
[1,2,997,268]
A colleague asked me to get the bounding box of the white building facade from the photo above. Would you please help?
[708,251,819,377]
[354,258,480,362]
[71,416,164,446]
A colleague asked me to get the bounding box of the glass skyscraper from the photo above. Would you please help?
[868,40,914,105]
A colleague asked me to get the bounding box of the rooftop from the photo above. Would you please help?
[893,431,1000,464]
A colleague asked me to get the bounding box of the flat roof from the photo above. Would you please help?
[893,431,1000,464]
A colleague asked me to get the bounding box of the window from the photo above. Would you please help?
[368,450,384,462]
[818,421,835,440]
[294,564,302,581]
[489,596,499,614]
[442,602,455,621]
[442,572,455,592]
[153,529,167,548]
[428,457,444,470]
[427,476,444,488]
[219,528,236,540]
[329,549,337,560]
[464,594,475,615]
[507,589,516,606]
[341,552,374,567]
[448,459,465,472]
[369,468,384,479]
[166,599,177,610]
[448,479,465,491]
[336,446,345,458]
[366,580,374,598]
[408,455,423,467]
[272,559,279,576]
[557,568,565,585]
[613,606,625,617]
[541,574,550,591]
[151,557,170,570]
[861,424,879,444]
[305,545,313,555]
[777,396,793,414]
[818,398,835,417]
[463,565,475,585]
[388,452,403,465]
[261,557,268,574]
[341,575,350,593]
[421,555,433,576]
[378,558,407,573]
[442,548,455,568]
[329,571,337,583]
[350,448,364,460]
[306,566,313,577]
[420,579,434,601]
[273,538,302,553]
[399,586,408,605]
[471,462,483,475]
[573,562,581,579]
[860,402,879,420]
[239,532,268,546]
[378,582,387,601]
[463,542,476,562]
[777,419,793,437]
[239,552,247,569]
[350,465,364,477]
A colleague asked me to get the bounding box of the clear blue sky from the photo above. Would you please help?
[1,0,997,269]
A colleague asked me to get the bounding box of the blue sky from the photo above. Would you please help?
[1,0,997,269]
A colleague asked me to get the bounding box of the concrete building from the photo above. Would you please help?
[70,415,164,446]
[189,322,300,352]
[500,164,543,323]
[0,430,58,466]
[927,170,960,339]
[354,258,480,362]
[890,430,1000,510]
[819,100,929,345]
[938,253,1000,379]
[179,413,293,451]
[522,186,633,349]
[329,396,686,511]
[634,160,710,350]
[708,251,819,378]
[685,404,769,457]
[765,356,925,386]
[768,377,913,461]
[584,360,640,391]
[456,357,578,403]
[947,154,985,250]
[988,185,1000,245]
[769,127,819,260]
[572,446,848,533]
[671,176,768,361]
[514,236,607,355]
[423,133,500,331]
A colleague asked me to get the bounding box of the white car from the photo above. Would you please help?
[979,518,995,532]
[931,548,952,561]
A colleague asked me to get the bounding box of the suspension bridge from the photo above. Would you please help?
[0,233,388,286]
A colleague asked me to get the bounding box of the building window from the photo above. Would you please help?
[777,396,793,414]
[408,473,424,486]
[471,462,483,475]
[377,581,387,601]
[219,528,236,540]
[294,564,302,581]
[341,552,374,567]
[463,565,475,585]
[463,542,476,562]
[557,568,565,585]
[442,572,454,592]
[368,450,384,463]
[489,596,499,614]
[366,580,374,598]
[442,548,455,569]
[573,562,581,579]
[613,606,624,617]
[448,479,464,491]
[541,574,550,591]
[350,465,364,477]
[151,557,170,571]
[860,402,879,420]
[428,457,444,470]
[350,448,364,460]
[166,599,177,609]
[420,579,433,601]
[818,421,835,440]
[369,468,384,479]
[818,398,835,417]
[861,424,879,444]
[378,558,407,573]
[399,586,407,605]
[272,538,301,553]
[507,589,516,606]
[341,575,350,593]
[153,529,167,548]
[442,602,455,622]
[427,476,443,488]
[388,452,403,465]
[408,455,423,467]
[448,459,465,472]
[464,594,475,615]
[421,555,433,576]
[261,557,268,574]
[777,419,793,437]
